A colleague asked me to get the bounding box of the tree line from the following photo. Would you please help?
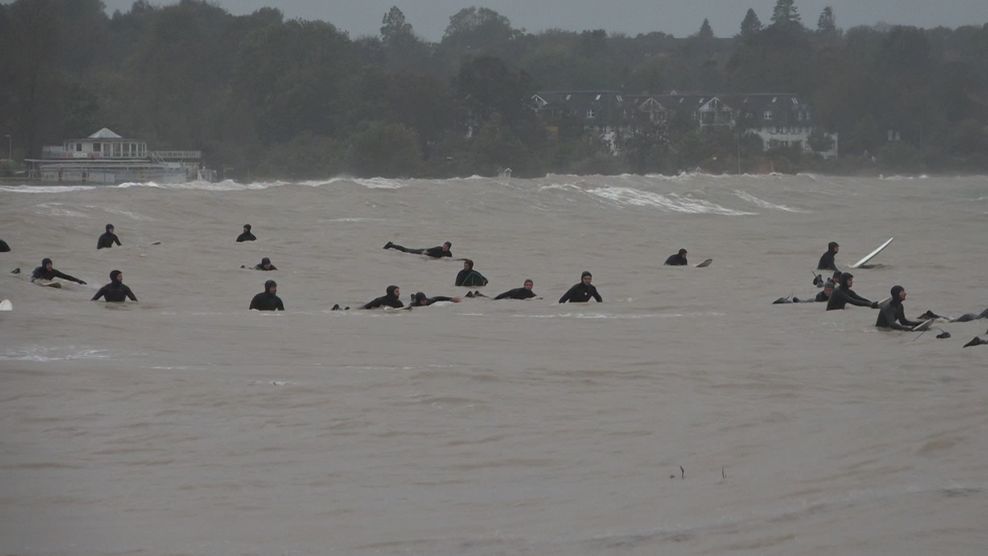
[1,0,986,178]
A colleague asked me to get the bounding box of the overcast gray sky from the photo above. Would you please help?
[101,0,988,40]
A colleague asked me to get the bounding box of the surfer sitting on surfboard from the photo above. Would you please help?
[559,271,602,304]
[826,272,879,311]
[454,259,488,287]
[817,242,840,271]
[875,286,922,330]
[664,248,688,266]
[31,258,86,286]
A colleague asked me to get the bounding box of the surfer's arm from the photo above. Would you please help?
[91,287,106,301]
[558,285,577,304]
[124,286,137,301]
[591,287,602,302]
[53,270,85,284]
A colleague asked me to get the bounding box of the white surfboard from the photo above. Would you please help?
[850,237,894,269]
[911,318,935,332]
[0,299,12,311]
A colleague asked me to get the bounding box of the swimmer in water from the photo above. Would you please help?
[249,280,284,311]
[559,271,602,303]
[664,248,688,266]
[91,270,137,302]
[237,224,257,243]
[97,224,122,249]
[454,259,488,287]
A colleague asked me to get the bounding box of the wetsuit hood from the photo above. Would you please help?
[109,270,122,282]
[264,279,277,293]
[581,271,592,279]
[839,272,854,289]
[244,224,251,231]
[890,285,904,304]
[106,224,114,232]
[386,285,399,297]
[41,257,52,267]
[413,292,427,304]
[261,257,271,265]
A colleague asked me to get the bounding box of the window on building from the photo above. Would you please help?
[586,109,595,119]
[93,143,101,152]
[76,143,82,151]
[764,111,773,121]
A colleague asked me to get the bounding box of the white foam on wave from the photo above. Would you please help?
[733,190,809,213]
[0,346,110,362]
[588,186,755,215]
[538,183,582,192]
[33,202,90,218]
[0,185,99,193]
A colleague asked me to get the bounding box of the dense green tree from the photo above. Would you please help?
[740,9,762,39]
[697,19,714,40]
[347,122,422,177]
[817,6,837,37]
[771,0,802,30]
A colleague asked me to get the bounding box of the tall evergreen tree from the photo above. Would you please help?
[817,6,836,35]
[740,8,762,38]
[697,18,714,39]
[380,6,412,45]
[771,0,802,29]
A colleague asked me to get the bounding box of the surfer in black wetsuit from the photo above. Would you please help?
[0,239,10,252]
[559,271,602,303]
[454,259,488,287]
[495,279,537,300]
[254,257,277,271]
[91,270,137,302]
[875,285,921,330]
[383,240,452,258]
[97,224,122,249]
[664,248,688,266]
[815,278,836,302]
[409,292,461,307]
[31,258,86,285]
[826,272,878,311]
[363,285,404,309]
[237,224,256,243]
[249,279,284,311]
[817,242,840,271]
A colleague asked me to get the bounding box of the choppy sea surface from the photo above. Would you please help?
[1,173,987,555]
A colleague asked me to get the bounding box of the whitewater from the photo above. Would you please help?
[1,173,987,555]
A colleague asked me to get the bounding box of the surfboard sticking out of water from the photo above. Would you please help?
[0,299,12,311]
[911,318,935,332]
[850,237,894,269]
[696,259,713,268]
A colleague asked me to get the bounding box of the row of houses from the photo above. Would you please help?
[529,91,839,159]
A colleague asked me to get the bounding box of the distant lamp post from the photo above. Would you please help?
[2,134,10,161]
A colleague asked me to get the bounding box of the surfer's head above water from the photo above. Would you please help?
[462,259,474,270]
[581,271,593,285]
[678,248,687,256]
[890,285,906,303]
[243,224,251,231]
[105,224,114,232]
[265,280,277,294]
[413,292,427,304]
[839,272,854,289]
[110,270,122,283]
[41,257,52,270]
[829,242,839,254]
[524,279,534,290]
[386,285,400,298]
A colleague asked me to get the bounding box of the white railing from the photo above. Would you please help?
[151,150,201,160]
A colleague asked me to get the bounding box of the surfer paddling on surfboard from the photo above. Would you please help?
[383,240,452,259]
[363,285,404,309]
[31,258,86,287]
[875,285,923,330]
[826,272,879,311]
